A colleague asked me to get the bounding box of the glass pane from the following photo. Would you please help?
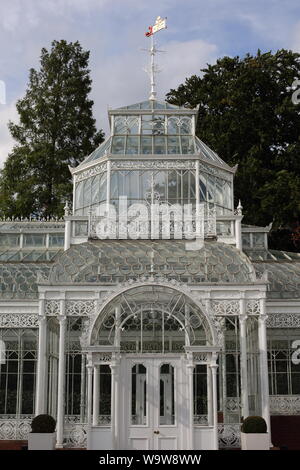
[159,364,175,425]
[126,136,139,154]
[152,116,165,135]
[131,364,147,425]
[91,175,100,205]
[48,234,64,247]
[83,178,91,208]
[114,116,139,134]
[141,115,154,135]
[0,234,20,247]
[193,365,208,425]
[141,136,152,154]
[181,136,195,153]
[99,365,111,424]
[167,136,180,154]
[253,233,265,248]
[75,181,84,209]
[180,117,192,134]
[99,173,107,202]
[199,173,207,201]
[111,136,125,154]
[23,234,46,247]
[74,221,88,236]
[242,233,251,248]
[154,136,165,154]
[154,171,166,199]
[168,170,180,200]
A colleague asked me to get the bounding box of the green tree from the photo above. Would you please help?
[0,39,104,217]
[166,49,300,250]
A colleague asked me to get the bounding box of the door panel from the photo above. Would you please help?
[157,436,178,450]
[125,357,186,450]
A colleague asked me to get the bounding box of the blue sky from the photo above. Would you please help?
[0,0,300,164]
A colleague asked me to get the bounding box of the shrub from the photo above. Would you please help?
[241,416,267,434]
[31,414,56,433]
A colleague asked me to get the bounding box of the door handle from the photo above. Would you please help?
[153,430,160,434]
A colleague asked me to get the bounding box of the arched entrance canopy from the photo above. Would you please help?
[88,282,218,352]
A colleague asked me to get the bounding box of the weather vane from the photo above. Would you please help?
[144,16,167,101]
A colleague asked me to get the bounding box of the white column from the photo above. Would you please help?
[64,219,71,251]
[235,217,242,250]
[35,298,47,415]
[93,366,100,426]
[110,359,120,450]
[195,160,201,238]
[114,306,121,348]
[258,299,271,440]
[207,364,213,426]
[56,311,67,448]
[80,354,86,422]
[210,363,219,450]
[115,363,120,449]
[184,305,190,346]
[87,363,93,427]
[106,160,111,213]
[187,363,194,450]
[195,160,200,206]
[221,352,227,423]
[239,301,249,419]
[110,363,116,449]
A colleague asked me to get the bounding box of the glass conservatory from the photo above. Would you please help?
[0,96,299,450]
[73,101,233,218]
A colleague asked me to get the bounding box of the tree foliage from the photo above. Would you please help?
[166,49,300,250]
[0,40,104,217]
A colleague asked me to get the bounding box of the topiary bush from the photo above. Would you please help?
[31,414,56,433]
[241,416,267,434]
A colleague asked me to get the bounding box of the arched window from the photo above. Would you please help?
[90,285,213,352]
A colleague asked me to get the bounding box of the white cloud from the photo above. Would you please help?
[0,100,18,166]
[0,0,110,31]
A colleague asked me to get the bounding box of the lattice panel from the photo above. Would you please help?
[270,395,300,415]
[66,301,95,317]
[211,300,240,316]
[218,424,241,448]
[0,314,38,328]
[246,300,260,315]
[0,417,32,440]
[267,313,300,328]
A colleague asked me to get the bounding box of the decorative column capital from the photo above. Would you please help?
[58,315,67,326]
[258,314,268,324]
[239,314,248,324]
[38,315,47,325]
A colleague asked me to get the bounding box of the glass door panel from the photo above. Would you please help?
[159,364,175,425]
[131,364,147,425]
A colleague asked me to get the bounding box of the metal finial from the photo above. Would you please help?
[143,17,167,101]
[64,200,71,217]
[237,200,243,216]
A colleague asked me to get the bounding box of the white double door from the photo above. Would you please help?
[118,355,191,450]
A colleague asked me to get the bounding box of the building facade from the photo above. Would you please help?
[0,98,299,449]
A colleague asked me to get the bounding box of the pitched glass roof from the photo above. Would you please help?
[115,100,187,110]
[245,249,300,262]
[0,249,63,262]
[254,261,300,299]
